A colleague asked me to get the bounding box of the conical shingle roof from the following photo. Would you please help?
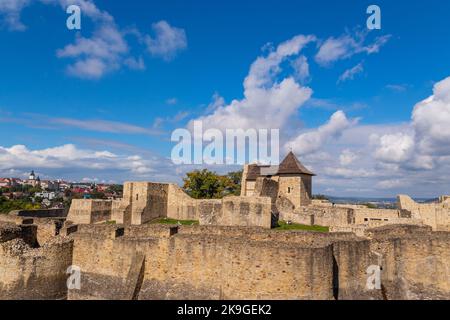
[277,152,315,176]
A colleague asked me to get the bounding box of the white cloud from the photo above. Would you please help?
[386,84,408,92]
[291,55,310,84]
[323,167,375,179]
[145,20,187,61]
[166,98,178,105]
[339,149,358,166]
[413,77,450,156]
[190,35,315,131]
[1,113,164,135]
[338,62,364,83]
[285,110,358,155]
[376,179,404,189]
[123,56,146,70]
[0,144,183,181]
[0,0,30,31]
[1,1,187,79]
[374,132,414,163]
[315,30,390,66]
[56,21,132,79]
[373,76,450,171]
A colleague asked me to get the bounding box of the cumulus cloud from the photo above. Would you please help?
[338,62,364,83]
[315,30,390,66]
[373,76,450,171]
[0,143,185,182]
[374,132,414,163]
[1,0,187,79]
[145,20,187,60]
[285,110,358,155]
[190,35,315,131]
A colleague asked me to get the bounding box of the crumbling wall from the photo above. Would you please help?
[398,195,450,231]
[0,223,73,300]
[367,225,450,299]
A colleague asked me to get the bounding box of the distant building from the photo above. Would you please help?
[25,170,41,187]
[0,178,11,188]
[34,191,60,200]
[40,180,60,191]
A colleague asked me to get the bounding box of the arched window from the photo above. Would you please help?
[136,194,139,201]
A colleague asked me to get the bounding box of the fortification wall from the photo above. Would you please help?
[296,206,354,227]
[0,236,73,300]
[368,225,450,299]
[67,199,113,224]
[1,222,448,300]
[8,208,67,218]
[353,208,400,224]
[167,184,198,221]
[68,225,335,300]
[398,195,450,231]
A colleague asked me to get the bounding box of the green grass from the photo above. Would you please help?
[151,218,199,226]
[105,220,116,225]
[274,220,329,232]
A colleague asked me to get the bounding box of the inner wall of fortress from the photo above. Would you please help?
[0,222,448,300]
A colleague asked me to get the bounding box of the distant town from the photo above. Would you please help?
[0,170,123,213]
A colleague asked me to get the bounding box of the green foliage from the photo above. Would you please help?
[183,169,242,199]
[90,190,107,199]
[151,218,199,226]
[274,220,329,232]
[313,194,329,200]
[0,196,41,214]
[106,184,123,194]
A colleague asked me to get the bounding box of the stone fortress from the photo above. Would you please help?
[0,152,449,300]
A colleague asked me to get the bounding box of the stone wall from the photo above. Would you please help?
[0,222,73,300]
[167,184,198,220]
[67,199,113,224]
[398,195,450,231]
[68,225,335,300]
[9,208,66,218]
[367,225,450,299]
[1,222,449,300]
[198,196,272,229]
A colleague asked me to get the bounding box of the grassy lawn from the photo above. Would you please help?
[150,218,199,226]
[274,220,329,232]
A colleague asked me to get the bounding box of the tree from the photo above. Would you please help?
[182,169,243,199]
[226,170,243,196]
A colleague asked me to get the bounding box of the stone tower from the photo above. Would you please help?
[277,151,315,207]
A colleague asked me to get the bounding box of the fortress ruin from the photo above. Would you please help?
[0,152,449,300]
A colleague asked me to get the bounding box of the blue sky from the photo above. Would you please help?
[1,0,450,197]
